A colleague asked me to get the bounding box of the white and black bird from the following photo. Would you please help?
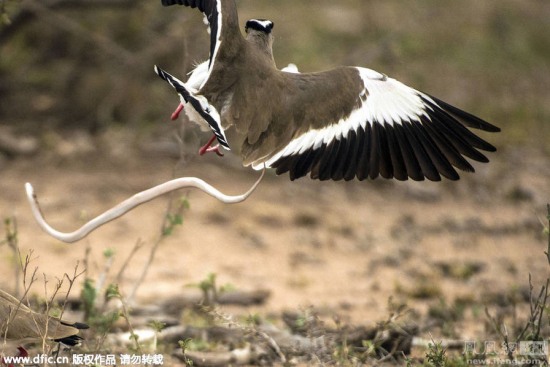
[155,0,500,181]
[0,289,88,350]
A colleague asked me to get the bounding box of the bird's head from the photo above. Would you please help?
[245,19,274,35]
[245,19,275,59]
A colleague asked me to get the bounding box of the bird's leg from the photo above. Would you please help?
[1,347,28,367]
[199,134,224,157]
[16,347,28,358]
[169,103,224,157]
[171,102,184,121]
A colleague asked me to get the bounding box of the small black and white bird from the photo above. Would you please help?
[156,0,500,181]
[0,289,89,351]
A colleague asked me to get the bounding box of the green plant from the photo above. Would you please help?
[178,338,195,366]
[408,278,443,300]
[425,340,447,367]
[126,192,190,303]
[81,280,120,340]
[190,273,234,306]
[162,196,189,237]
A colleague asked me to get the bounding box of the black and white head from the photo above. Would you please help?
[245,19,274,54]
[245,19,274,35]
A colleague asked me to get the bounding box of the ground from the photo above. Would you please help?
[0,129,549,365]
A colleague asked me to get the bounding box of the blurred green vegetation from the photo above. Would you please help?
[0,0,549,150]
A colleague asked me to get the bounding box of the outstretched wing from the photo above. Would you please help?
[155,65,230,150]
[255,67,500,182]
[161,0,242,89]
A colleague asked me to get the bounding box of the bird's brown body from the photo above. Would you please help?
[0,289,87,346]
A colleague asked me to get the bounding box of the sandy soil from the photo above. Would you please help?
[0,131,549,357]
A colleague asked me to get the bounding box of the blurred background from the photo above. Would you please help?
[0,0,549,351]
[1,0,549,152]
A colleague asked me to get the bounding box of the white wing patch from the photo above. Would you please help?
[254,67,435,170]
[187,61,209,90]
[203,15,211,34]
[358,67,429,126]
[281,63,299,73]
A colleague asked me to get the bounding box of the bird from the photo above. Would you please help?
[155,0,500,182]
[161,60,301,157]
[0,289,89,350]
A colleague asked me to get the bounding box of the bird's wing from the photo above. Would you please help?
[249,67,499,181]
[161,0,243,89]
[50,321,88,345]
[0,289,88,343]
[155,65,230,149]
[0,289,32,312]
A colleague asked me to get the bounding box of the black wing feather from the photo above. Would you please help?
[427,94,500,132]
[318,138,341,181]
[384,124,408,181]
[356,125,372,180]
[343,129,360,181]
[392,123,424,181]
[400,121,441,181]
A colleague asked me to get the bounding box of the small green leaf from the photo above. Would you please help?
[81,278,97,318]
[172,214,183,226]
[103,248,115,258]
[179,197,190,209]
[148,320,166,332]
[105,283,120,299]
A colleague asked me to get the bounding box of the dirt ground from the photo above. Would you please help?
[0,129,549,363]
